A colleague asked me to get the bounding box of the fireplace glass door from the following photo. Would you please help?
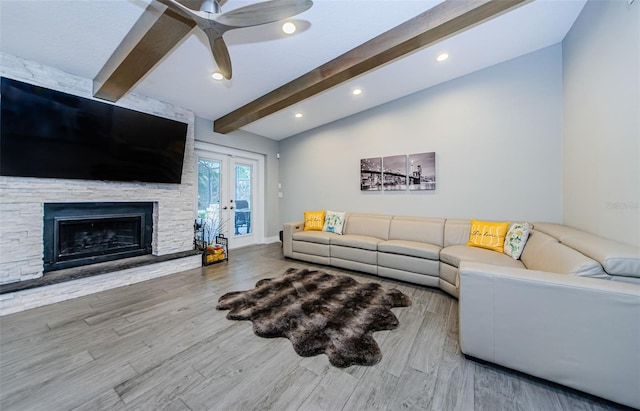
[43,202,153,272]
[57,216,142,261]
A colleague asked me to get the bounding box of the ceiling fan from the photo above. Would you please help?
[155,0,313,79]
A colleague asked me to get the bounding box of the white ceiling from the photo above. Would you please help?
[0,0,586,140]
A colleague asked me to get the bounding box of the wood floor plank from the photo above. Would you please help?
[71,388,127,411]
[297,367,360,411]
[0,349,94,398]
[118,365,205,409]
[374,308,425,377]
[0,358,137,410]
[430,343,475,411]
[160,398,193,411]
[387,366,437,410]
[406,311,447,373]
[0,243,629,411]
[474,362,526,411]
[341,367,400,410]
[181,339,300,410]
[253,366,321,410]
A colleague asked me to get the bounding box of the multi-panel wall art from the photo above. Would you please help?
[360,152,436,191]
[360,157,382,191]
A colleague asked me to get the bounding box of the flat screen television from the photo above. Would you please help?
[0,77,188,184]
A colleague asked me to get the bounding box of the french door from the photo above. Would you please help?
[196,147,261,249]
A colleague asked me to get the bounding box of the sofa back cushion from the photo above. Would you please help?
[344,214,392,240]
[389,216,445,247]
[444,219,471,247]
[534,223,640,278]
[522,230,607,277]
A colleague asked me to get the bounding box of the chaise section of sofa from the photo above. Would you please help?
[458,262,640,410]
[534,222,640,283]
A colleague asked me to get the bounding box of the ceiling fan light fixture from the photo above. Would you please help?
[282,22,297,34]
[437,53,449,62]
[211,71,225,81]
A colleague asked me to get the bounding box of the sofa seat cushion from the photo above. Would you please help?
[378,253,440,276]
[331,235,381,251]
[441,245,525,269]
[378,240,441,260]
[292,230,338,245]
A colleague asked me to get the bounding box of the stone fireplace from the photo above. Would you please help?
[0,54,202,315]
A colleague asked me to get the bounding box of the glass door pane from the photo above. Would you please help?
[234,162,253,236]
[197,158,223,245]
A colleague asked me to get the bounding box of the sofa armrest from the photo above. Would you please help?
[283,221,304,257]
[459,262,640,409]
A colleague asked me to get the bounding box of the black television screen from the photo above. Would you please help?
[0,77,188,184]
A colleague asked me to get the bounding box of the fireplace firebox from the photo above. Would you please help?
[43,202,153,272]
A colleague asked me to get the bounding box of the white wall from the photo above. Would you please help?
[562,0,640,247]
[194,118,281,239]
[279,45,563,225]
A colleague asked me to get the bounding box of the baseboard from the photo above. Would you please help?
[263,236,280,244]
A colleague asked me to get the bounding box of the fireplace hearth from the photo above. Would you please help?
[44,202,154,272]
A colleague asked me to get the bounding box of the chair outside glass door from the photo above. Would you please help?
[233,162,252,235]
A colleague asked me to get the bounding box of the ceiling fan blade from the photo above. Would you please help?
[205,30,233,79]
[155,0,199,20]
[215,0,313,28]
[156,0,219,24]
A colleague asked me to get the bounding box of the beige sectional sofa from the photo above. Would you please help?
[282,212,640,409]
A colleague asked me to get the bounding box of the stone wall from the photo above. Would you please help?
[0,53,197,284]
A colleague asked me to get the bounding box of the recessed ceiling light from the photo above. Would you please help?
[437,53,449,62]
[294,112,303,118]
[282,22,296,34]
[211,71,224,80]
[352,88,362,96]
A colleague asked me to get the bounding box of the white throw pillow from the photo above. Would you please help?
[504,222,531,260]
[323,210,346,235]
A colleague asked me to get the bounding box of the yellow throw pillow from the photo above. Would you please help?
[467,220,510,252]
[304,210,325,231]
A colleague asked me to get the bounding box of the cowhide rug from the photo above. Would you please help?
[216,267,412,368]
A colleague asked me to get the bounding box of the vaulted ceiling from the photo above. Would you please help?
[0,0,586,140]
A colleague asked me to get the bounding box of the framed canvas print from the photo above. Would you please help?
[408,152,436,190]
[382,155,407,191]
[360,157,382,191]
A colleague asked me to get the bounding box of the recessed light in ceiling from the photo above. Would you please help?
[211,71,224,80]
[437,53,449,62]
[352,88,362,96]
[282,22,296,34]
[294,112,303,118]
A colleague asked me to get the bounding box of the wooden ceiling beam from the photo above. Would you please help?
[93,3,195,102]
[214,0,530,135]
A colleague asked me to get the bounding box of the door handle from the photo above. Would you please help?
[222,206,228,210]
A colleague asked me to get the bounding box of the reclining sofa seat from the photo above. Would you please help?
[377,216,444,288]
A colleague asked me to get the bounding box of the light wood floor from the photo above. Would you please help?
[0,243,631,411]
